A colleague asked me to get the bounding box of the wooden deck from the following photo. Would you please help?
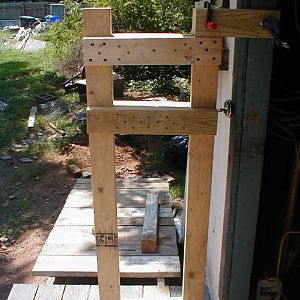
[7,284,182,300]
[32,178,181,278]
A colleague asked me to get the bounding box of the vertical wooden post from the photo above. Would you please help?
[183,65,219,299]
[84,8,121,300]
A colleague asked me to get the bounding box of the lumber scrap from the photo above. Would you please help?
[27,106,37,128]
[141,193,159,254]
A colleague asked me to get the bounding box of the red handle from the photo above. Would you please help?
[206,21,217,30]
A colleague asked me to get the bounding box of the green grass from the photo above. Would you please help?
[0,30,83,154]
[0,192,34,238]
[170,173,185,199]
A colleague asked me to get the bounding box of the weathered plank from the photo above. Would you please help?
[83,34,222,66]
[183,63,218,300]
[87,107,217,135]
[143,286,171,298]
[193,8,280,38]
[141,194,159,254]
[55,207,173,226]
[7,284,38,300]
[40,225,176,248]
[27,106,37,128]
[63,285,90,300]
[35,285,65,300]
[32,256,181,278]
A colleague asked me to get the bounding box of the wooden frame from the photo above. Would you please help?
[87,106,217,135]
[83,6,279,300]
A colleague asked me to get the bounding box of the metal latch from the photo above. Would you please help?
[217,100,233,118]
[261,19,290,49]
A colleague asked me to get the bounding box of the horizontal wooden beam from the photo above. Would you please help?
[87,106,217,135]
[193,8,280,38]
[83,34,222,66]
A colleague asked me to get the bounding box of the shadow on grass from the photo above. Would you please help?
[0,58,63,152]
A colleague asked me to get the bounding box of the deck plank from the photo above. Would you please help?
[35,285,65,300]
[32,256,181,278]
[32,178,180,279]
[8,284,182,299]
[56,208,173,226]
[63,285,90,300]
[7,284,38,300]
[143,286,171,298]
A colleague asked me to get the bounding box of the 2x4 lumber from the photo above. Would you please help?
[87,106,217,135]
[183,65,218,300]
[193,8,280,38]
[83,34,222,66]
[84,8,120,300]
[141,193,159,254]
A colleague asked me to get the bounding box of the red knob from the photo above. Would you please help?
[206,21,217,30]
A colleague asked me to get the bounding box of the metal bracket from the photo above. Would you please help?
[261,19,290,49]
[95,233,118,247]
[217,100,233,118]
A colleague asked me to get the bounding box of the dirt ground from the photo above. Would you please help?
[0,134,181,300]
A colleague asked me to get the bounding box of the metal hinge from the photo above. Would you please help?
[217,100,233,118]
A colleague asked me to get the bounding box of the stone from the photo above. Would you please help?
[19,156,33,163]
[15,182,22,186]
[82,171,91,178]
[67,164,82,178]
[0,155,12,161]
[1,245,7,250]
[9,195,15,200]
[0,237,8,243]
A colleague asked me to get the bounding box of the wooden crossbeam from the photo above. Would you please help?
[193,8,280,38]
[87,106,217,135]
[141,193,159,254]
[83,34,222,66]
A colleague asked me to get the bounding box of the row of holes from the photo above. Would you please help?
[88,56,216,62]
[90,40,218,47]
[115,126,186,130]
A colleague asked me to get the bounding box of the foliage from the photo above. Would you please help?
[45,0,194,92]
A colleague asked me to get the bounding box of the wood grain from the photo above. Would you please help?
[193,8,280,38]
[32,256,181,278]
[84,34,222,66]
[141,194,159,254]
[84,7,120,300]
[35,285,65,300]
[87,106,217,135]
[7,284,38,300]
[183,64,218,300]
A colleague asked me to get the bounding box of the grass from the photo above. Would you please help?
[0,192,34,238]
[0,30,84,154]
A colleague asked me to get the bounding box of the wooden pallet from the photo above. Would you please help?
[32,178,181,278]
[7,284,182,300]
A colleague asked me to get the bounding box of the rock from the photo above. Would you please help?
[15,182,22,186]
[19,156,33,163]
[67,164,82,178]
[9,195,15,200]
[82,171,91,178]
[2,201,9,207]
[0,253,10,262]
[1,245,7,250]
[0,155,12,161]
[0,237,8,243]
